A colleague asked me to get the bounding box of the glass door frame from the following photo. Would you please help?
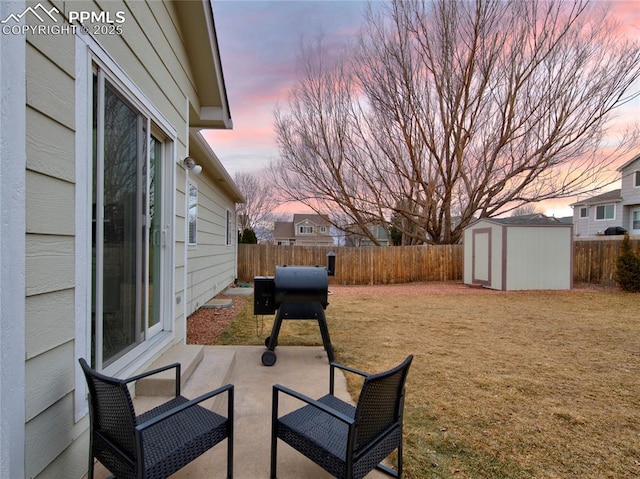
[92,64,174,373]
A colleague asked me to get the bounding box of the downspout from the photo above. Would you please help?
[182,97,189,344]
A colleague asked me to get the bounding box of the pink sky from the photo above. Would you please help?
[206,0,640,218]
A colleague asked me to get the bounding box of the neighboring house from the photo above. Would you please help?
[344,223,391,246]
[571,154,640,237]
[0,2,242,478]
[273,214,334,246]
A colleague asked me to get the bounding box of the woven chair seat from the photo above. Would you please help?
[278,394,355,462]
[137,397,229,478]
[79,358,234,479]
[271,356,413,479]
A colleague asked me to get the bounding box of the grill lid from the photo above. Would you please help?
[274,265,329,308]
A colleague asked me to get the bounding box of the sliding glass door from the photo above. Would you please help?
[92,67,167,368]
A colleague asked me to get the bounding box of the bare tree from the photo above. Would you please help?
[234,171,279,241]
[273,0,640,244]
[510,204,541,217]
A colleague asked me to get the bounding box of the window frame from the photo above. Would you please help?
[187,181,198,246]
[595,203,615,221]
[75,31,178,420]
[579,207,588,219]
[634,170,640,188]
[226,209,233,246]
[299,225,313,234]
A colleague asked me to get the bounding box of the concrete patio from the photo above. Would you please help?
[88,345,388,479]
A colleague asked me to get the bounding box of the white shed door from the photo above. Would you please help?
[472,229,491,285]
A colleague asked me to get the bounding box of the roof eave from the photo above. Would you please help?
[189,131,244,203]
[174,0,232,130]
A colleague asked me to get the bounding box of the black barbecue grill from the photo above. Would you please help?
[254,254,335,366]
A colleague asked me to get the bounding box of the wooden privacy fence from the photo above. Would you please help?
[238,244,463,285]
[238,238,640,286]
[573,237,640,286]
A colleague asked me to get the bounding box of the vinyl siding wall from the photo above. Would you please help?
[24,3,81,475]
[621,158,640,206]
[22,1,233,477]
[573,203,623,237]
[186,173,237,314]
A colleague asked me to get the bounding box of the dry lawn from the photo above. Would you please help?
[197,282,640,479]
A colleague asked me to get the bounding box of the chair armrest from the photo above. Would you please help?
[135,384,234,432]
[272,384,354,425]
[125,362,181,396]
[329,362,369,395]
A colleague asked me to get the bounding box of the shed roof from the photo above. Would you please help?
[468,214,570,228]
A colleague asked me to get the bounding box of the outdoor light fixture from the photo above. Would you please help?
[182,156,202,175]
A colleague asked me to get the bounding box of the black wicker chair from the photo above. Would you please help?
[271,355,413,479]
[79,358,233,479]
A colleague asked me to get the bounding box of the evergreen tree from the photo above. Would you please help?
[239,228,258,244]
[615,234,640,292]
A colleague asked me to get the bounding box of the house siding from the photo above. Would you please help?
[573,202,623,237]
[24,1,78,474]
[185,171,238,315]
[621,158,640,206]
[16,1,237,478]
[0,0,27,475]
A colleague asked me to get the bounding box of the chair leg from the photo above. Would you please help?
[87,456,94,479]
[271,387,279,479]
[227,436,233,479]
[397,438,403,478]
[270,434,278,479]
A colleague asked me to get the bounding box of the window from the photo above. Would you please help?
[595,204,615,220]
[319,226,327,233]
[91,65,169,369]
[579,207,588,218]
[226,209,233,246]
[633,210,640,231]
[188,182,197,245]
[299,226,313,234]
[635,171,640,187]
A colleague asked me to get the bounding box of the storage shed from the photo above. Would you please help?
[463,215,573,290]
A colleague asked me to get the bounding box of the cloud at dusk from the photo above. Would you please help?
[206,0,369,176]
[208,0,640,217]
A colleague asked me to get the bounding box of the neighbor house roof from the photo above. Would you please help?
[617,153,640,172]
[570,189,622,207]
[273,222,295,238]
[174,1,232,129]
[293,214,331,226]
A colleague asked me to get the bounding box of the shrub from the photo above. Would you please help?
[239,228,258,244]
[615,234,640,292]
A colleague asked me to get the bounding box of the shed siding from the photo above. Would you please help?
[464,220,571,290]
[505,227,571,290]
[463,221,503,289]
